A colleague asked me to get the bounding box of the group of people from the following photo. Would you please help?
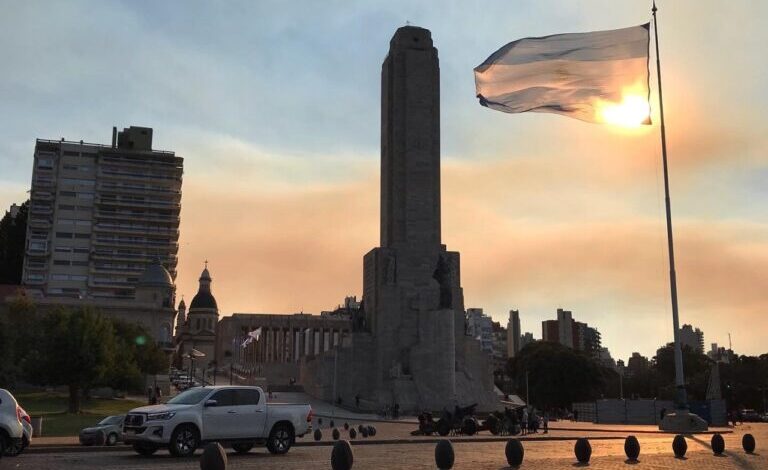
[519,407,549,435]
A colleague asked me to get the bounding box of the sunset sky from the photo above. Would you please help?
[1,0,766,362]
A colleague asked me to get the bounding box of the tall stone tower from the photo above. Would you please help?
[302,26,496,412]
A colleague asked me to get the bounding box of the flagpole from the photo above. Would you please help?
[652,0,688,411]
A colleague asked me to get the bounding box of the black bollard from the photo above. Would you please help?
[200,442,227,470]
[711,433,725,455]
[672,435,687,458]
[505,438,524,467]
[434,439,455,469]
[742,434,756,454]
[314,429,322,441]
[574,438,591,464]
[624,435,640,461]
[331,440,354,470]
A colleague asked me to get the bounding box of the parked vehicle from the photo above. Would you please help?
[0,389,25,457]
[740,409,761,422]
[123,386,312,457]
[4,406,32,456]
[79,415,125,446]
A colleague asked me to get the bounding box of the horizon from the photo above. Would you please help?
[1,0,767,363]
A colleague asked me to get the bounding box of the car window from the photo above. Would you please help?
[167,387,211,405]
[99,415,123,425]
[210,389,237,407]
[235,389,261,406]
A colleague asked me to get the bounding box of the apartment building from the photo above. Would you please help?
[23,126,183,300]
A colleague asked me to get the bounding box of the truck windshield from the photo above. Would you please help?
[167,387,211,405]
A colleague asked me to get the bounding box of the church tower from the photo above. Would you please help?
[178,263,219,364]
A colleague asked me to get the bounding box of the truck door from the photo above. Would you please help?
[202,389,238,440]
[234,388,267,439]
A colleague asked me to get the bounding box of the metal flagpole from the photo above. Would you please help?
[652,0,688,410]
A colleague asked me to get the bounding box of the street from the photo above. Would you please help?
[9,423,767,469]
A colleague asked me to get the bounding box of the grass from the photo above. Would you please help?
[15,392,146,437]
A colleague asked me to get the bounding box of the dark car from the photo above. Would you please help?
[79,415,125,446]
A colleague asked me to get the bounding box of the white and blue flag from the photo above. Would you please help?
[475,24,651,125]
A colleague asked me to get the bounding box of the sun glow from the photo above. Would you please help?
[597,94,651,128]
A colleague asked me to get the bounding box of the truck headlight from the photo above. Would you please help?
[147,412,176,421]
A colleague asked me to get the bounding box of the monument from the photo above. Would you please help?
[301,26,497,412]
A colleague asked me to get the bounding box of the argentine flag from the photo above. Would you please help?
[474,24,651,125]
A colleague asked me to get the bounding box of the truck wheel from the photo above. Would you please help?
[132,443,158,456]
[232,442,254,454]
[266,423,294,455]
[169,424,199,457]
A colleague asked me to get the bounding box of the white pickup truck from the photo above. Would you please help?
[123,385,312,457]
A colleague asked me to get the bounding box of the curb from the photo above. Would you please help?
[26,435,629,454]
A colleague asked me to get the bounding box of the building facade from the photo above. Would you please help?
[679,324,705,354]
[175,264,219,368]
[541,308,601,355]
[507,309,521,358]
[467,308,494,354]
[23,126,182,300]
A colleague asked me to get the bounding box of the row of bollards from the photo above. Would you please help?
[200,431,758,470]
[314,424,377,442]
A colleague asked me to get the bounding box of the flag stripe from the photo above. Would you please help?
[476,24,650,70]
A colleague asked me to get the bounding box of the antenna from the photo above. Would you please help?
[728,333,732,351]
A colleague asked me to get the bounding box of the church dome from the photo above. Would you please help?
[189,262,218,311]
[190,291,218,310]
[138,258,173,288]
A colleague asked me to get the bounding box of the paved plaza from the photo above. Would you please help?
[13,423,766,469]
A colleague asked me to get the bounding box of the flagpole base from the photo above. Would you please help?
[659,410,709,433]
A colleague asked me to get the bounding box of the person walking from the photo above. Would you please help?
[543,411,549,434]
[154,386,162,404]
[521,407,529,435]
[147,387,155,405]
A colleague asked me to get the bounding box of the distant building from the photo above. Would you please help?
[626,352,650,378]
[707,343,731,363]
[520,332,535,349]
[596,347,616,369]
[679,324,704,354]
[22,126,183,301]
[491,321,508,372]
[541,308,601,355]
[507,309,521,358]
[8,204,20,220]
[320,295,361,321]
[175,263,220,367]
[467,308,494,355]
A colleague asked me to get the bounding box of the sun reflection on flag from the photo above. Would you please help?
[597,94,651,128]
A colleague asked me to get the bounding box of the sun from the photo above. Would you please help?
[597,94,651,128]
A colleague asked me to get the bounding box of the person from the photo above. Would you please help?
[660,407,667,422]
[155,386,162,404]
[543,411,549,434]
[147,387,155,405]
[521,408,529,435]
[530,409,538,433]
[355,393,361,409]
[573,409,579,422]
[393,403,400,419]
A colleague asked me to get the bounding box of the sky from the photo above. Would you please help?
[1,0,766,362]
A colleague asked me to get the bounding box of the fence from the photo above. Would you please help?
[572,399,727,426]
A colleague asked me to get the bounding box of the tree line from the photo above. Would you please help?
[0,295,168,413]
[506,340,768,413]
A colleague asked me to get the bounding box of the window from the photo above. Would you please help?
[73,248,89,254]
[54,260,71,266]
[58,204,75,211]
[74,233,90,239]
[209,390,237,407]
[56,232,74,239]
[59,191,77,197]
[236,389,261,406]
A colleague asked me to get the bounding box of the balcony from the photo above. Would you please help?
[93,222,179,236]
[98,168,181,183]
[96,197,181,210]
[31,190,53,201]
[26,247,50,257]
[24,276,46,285]
[32,179,54,189]
[95,209,180,224]
[28,217,51,228]
[30,204,53,215]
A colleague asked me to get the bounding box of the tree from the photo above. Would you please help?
[28,308,116,413]
[0,293,38,385]
[0,201,28,284]
[506,341,607,409]
[110,319,168,391]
